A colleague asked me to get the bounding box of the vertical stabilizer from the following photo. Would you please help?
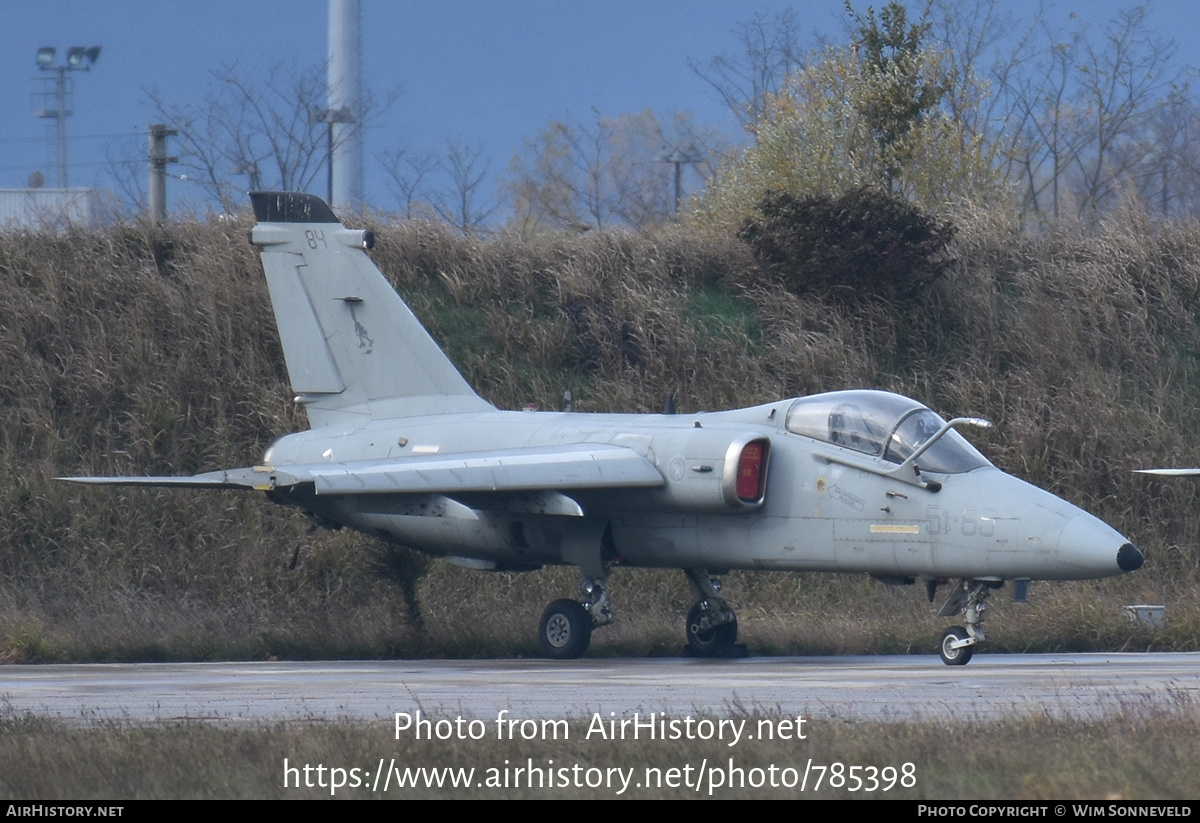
[249,192,492,428]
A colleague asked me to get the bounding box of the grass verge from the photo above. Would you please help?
[1,703,1197,800]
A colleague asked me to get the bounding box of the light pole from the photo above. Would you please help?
[32,46,101,189]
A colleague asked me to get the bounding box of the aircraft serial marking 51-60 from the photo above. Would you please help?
[63,192,1144,665]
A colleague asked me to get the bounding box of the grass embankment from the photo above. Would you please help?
[1,205,1199,661]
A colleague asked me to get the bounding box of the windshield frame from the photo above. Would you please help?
[784,390,991,474]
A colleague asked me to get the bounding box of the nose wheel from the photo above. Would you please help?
[935,579,996,666]
[938,626,974,666]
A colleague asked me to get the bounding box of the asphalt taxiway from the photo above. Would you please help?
[2,653,1196,724]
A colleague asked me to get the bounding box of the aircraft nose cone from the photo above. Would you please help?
[1056,513,1138,578]
[1117,542,1144,572]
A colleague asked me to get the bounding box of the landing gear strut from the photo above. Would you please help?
[539,522,617,659]
[936,579,997,666]
[684,568,740,656]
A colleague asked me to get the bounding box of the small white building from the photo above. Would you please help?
[0,188,107,229]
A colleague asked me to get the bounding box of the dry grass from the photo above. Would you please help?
[2,203,1200,661]
[3,699,1198,798]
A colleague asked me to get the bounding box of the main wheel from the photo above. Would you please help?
[939,626,974,666]
[686,602,738,656]
[539,599,592,659]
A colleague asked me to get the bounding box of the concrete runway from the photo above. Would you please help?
[2,653,1197,725]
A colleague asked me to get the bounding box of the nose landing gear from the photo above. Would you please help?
[936,579,998,666]
[939,626,973,666]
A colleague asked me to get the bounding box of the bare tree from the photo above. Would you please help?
[1068,7,1181,220]
[1130,87,1200,217]
[103,134,148,215]
[929,0,1045,157]
[434,143,500,236]
[992,7,1188,223]
[508,114,625,233]
[378,146,439,219]
[1004,22,1080,221]
[507,110,724,234]
[689,8,808,130]
[146,61,370,212]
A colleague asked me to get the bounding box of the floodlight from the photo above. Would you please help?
[30,44,103,189]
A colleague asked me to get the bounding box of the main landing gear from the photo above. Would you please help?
[537,564,745,659]
[935,578,998,666]
[539,599,591,659]
[684,568,741,657]
[538,573,613,659]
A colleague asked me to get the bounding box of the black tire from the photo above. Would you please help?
[939,626,974,666]
[686,602,738,656]
[539,599,592,659]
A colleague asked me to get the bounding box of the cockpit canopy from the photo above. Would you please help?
[784,390,991,474]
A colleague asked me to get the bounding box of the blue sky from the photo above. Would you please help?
[2,1,1196,215]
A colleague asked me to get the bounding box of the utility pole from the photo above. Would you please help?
[658,144,703,214]
[148,124,178,221]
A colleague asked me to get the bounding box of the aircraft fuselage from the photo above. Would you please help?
[263,401,1132,583]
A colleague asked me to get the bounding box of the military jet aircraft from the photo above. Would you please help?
[64,192,1144,665]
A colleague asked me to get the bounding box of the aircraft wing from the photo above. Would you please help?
[61,444,665,495]
[299,444,664,494]
[1135,468,1200,476]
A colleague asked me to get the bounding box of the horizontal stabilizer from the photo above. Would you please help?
[1134,468,1200,476]
[59,466,292,491]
